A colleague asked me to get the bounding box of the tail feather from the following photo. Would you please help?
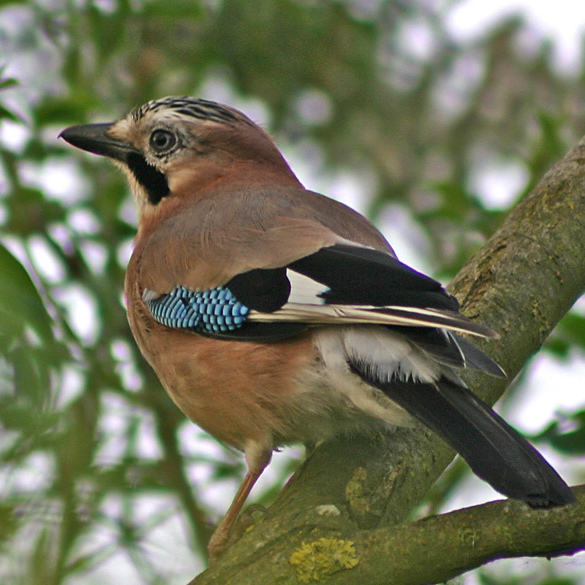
[351,363,575,507]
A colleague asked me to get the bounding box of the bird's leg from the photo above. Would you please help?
[207,452,270,562]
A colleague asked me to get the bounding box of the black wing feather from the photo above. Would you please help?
[290,244,459,311]
[216,243,484,341]
[227,267,290,312]
[224,244,460,316]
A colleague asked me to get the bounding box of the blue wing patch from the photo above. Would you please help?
[146,286,249,333]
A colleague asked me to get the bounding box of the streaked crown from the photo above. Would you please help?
[131,96,256,127]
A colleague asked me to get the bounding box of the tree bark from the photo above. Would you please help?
[188,135,585,584]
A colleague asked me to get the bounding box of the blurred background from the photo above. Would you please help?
[0,1,584,584]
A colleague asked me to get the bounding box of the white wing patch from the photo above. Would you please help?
[285,269,329,304]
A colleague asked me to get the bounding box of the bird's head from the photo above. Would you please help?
[60,96,298,213]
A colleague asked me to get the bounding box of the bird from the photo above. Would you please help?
[60,96,575,560]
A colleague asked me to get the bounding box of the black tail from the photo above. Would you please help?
[354,369,575,507]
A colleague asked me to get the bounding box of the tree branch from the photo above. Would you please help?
[190,487,585,585]
[340,486,585,585]
[188,135,585,583]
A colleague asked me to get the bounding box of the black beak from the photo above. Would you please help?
[60,123,134,162]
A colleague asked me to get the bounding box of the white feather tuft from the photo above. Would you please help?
[341,326,440,384]
[313,328,417,427]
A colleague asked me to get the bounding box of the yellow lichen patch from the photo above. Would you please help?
[345,467,370,516]
[289,537,359,583]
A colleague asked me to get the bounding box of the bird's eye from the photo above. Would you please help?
[150,129,177,154]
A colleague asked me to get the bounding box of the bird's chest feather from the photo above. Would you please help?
[125,267,344,446]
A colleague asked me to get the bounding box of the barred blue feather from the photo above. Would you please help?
[146,286,249,333]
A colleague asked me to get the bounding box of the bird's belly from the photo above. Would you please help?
[134,322,414,451]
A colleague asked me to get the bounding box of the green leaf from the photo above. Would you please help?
[0,502,19,544]
[558,312,585,348]
[0,243,53,341]
[0,104,20,122]
[534,411,585,455]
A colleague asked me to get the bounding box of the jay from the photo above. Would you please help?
[61,96,575,559]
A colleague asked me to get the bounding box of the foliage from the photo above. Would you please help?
[0,1,583,584]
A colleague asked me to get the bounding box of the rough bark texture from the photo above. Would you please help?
[188,136,585,584]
